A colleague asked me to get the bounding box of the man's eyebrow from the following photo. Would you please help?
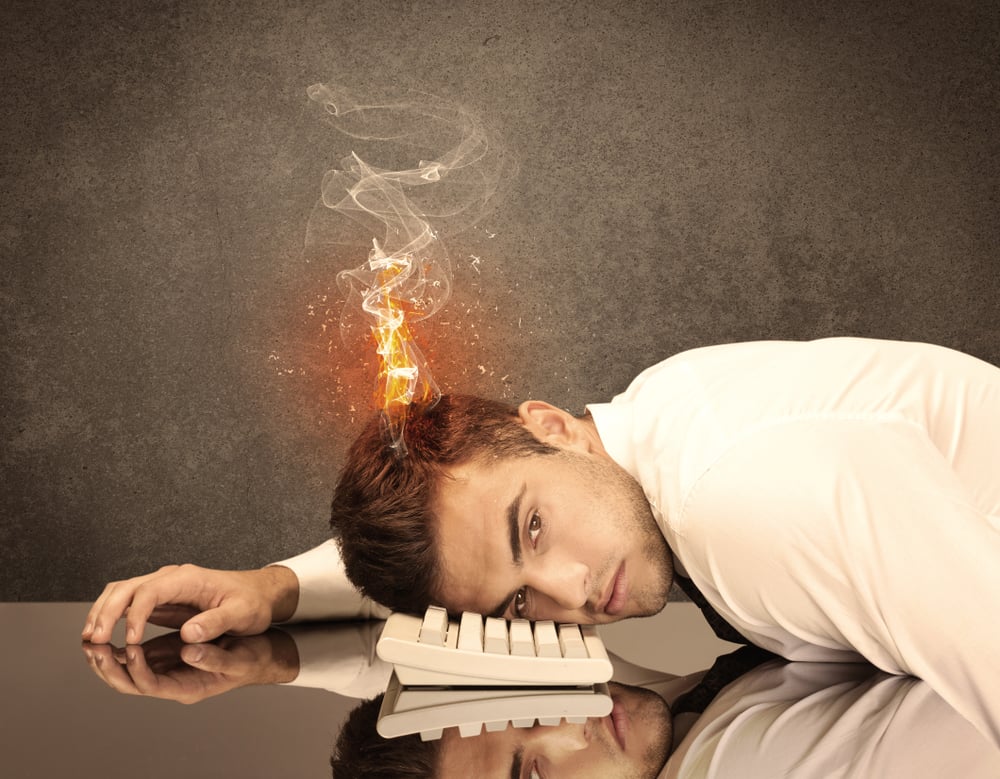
[507,482,527,566]
[487,482,527,619]
[510,745,523,779]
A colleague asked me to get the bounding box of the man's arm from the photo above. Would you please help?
[272,539,391,622]
[83,539,389,645]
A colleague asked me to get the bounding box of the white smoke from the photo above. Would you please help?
[303,83,510,452]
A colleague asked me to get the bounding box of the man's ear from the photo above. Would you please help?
[517,400,595,453]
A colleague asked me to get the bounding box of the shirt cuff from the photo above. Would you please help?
[271,539,392,622]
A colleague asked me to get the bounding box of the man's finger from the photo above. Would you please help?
[85,565,181,644]
[82,580,123,641]
[177,593,270,644]
[124,566,204,645]
[178,610,226,644]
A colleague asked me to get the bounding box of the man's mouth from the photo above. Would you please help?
[603,563,628,616]
[607,697,628,751]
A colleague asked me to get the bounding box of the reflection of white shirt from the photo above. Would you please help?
[280,621,392,699]
[663,661,1000,778]
[588,338,1000,747]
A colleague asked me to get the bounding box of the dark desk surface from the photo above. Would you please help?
[2,603,355,779]
[0,600,730,779]
[6,604,999,778]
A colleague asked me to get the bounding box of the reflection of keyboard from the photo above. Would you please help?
[376,606,613,686]
[377,671,613,740]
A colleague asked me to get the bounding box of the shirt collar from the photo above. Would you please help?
[585,399,638,475]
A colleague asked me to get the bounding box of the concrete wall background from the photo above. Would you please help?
[3,1,998,600]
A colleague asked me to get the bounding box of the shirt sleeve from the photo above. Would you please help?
[270,539,392,622]
[678,417,1000,748]
[279,621,394,699]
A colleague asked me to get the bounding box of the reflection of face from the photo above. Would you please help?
[434,444,673,624]
[436,682,672,779]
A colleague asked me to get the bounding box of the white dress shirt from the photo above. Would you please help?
[588,337,1000,747]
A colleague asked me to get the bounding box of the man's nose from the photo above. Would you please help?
[531,557,589,611]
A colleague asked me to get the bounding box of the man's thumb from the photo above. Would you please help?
[180,613,225,643]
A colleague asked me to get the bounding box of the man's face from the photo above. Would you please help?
[433,413,672,623]
[436,682,672,779]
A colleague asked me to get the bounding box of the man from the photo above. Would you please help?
[83,338,1000,745]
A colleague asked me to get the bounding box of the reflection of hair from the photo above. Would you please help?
[330,394,558,613]
[331,695,440,778]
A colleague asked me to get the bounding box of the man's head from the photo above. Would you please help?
[332,683,673,779]
[331,394,672,622]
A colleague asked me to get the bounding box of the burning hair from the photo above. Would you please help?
[330,394,557,614]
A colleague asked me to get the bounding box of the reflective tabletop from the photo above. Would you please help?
[6,603,999,779]
[3,604,354,779]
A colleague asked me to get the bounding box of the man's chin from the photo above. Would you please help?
[629,579,671,620]
[607,682,673,774]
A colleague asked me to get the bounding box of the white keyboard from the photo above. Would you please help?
[376,606,613,686]
[377,671,613,741]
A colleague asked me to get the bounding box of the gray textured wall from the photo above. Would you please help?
[3,1,998,600]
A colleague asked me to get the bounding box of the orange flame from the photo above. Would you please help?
[369,255,439,455]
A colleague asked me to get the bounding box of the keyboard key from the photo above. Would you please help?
[419,606,449,646]
[509,619,535,656]
[580,625,604,660]
[484,617,509,654]
[457,612,484,652]
[533,620,561,658]
[558,624,588,658]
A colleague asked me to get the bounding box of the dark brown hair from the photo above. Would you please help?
[330,394,557,613]
[330,695,440,778]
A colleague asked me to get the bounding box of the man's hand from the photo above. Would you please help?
[81,629,300,704]
[81,564,300,645]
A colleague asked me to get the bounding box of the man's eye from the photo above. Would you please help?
[527,513,542,545]
[514,588,528,616]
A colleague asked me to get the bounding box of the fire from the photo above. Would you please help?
[305,84,507,457]
[366,249,439,456]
